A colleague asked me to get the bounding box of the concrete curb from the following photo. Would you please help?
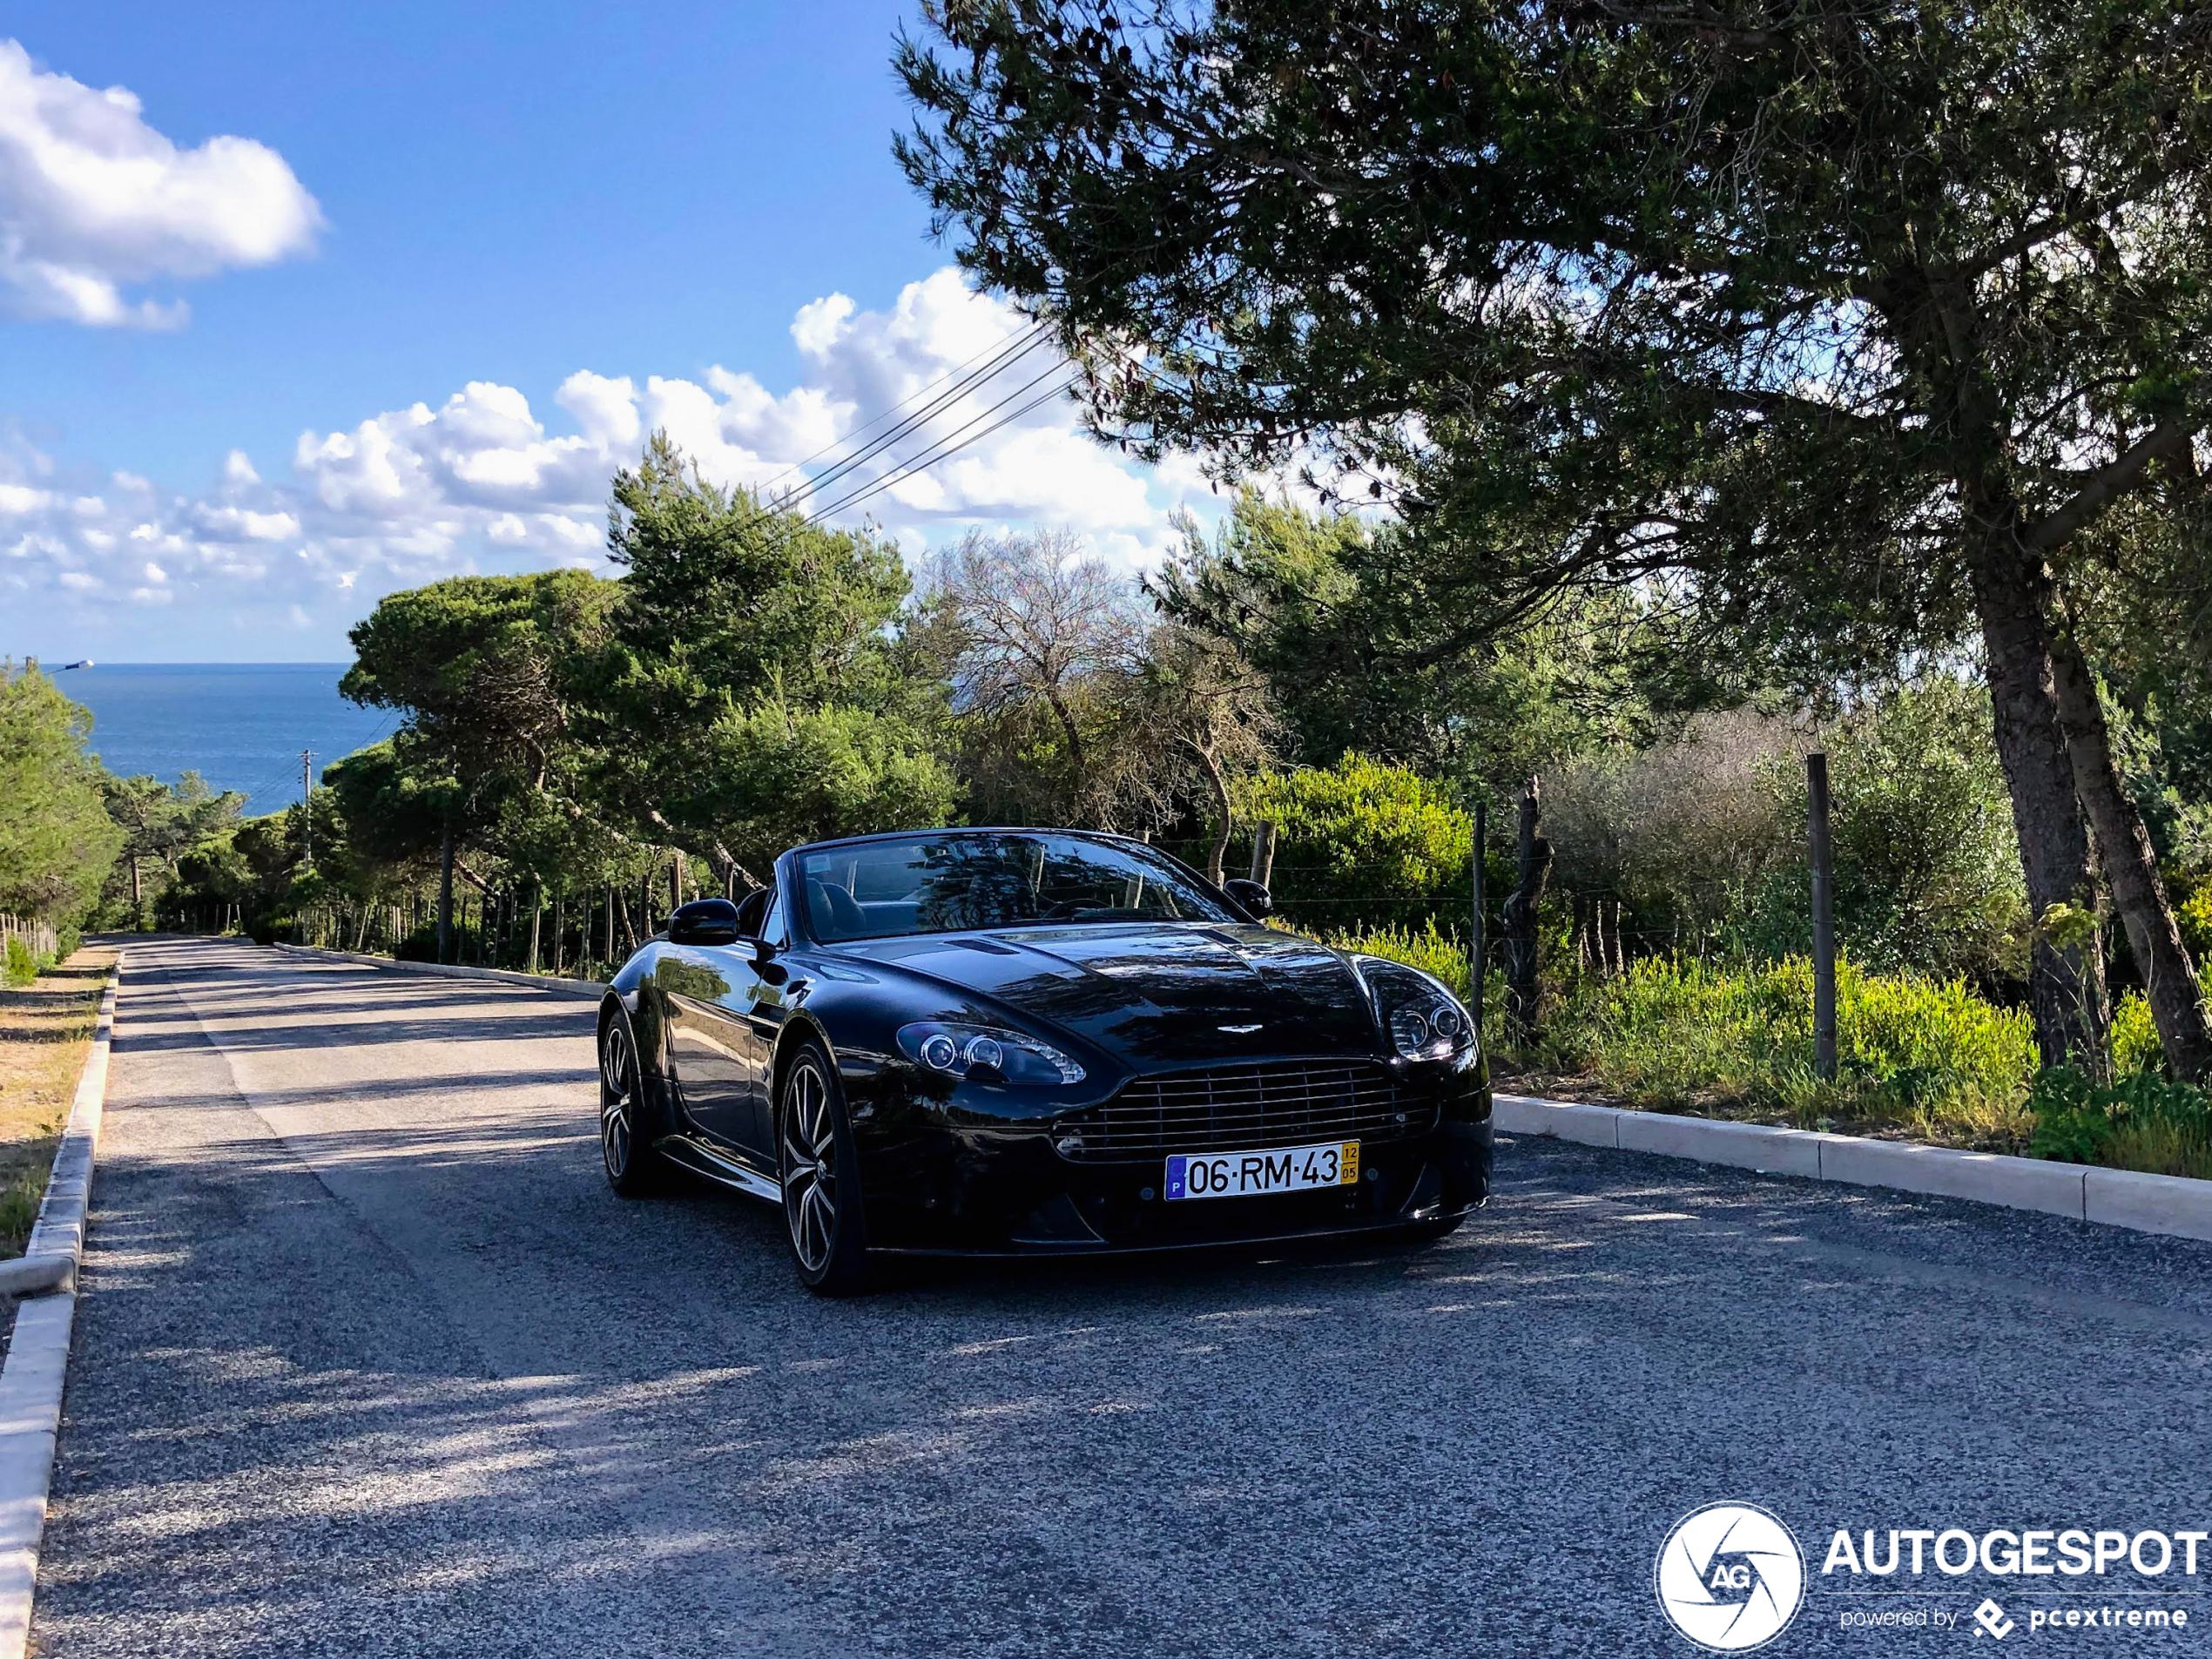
[0,958,119,1659]
[270,942,608,1001]
[1494,1090,2212,1243]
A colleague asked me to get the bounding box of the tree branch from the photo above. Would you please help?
[2023,418,2201,555]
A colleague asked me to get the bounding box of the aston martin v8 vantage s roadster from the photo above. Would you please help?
[596,828,1492,1293]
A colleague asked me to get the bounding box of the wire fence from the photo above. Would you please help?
[0,913,59,968]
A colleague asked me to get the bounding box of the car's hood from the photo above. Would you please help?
[826,923,1382,1069]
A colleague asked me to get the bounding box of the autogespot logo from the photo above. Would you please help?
[1656,1502,1808,1652]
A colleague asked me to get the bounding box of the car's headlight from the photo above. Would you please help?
[895,1022,1087,1085]
[1355,960,1476,1062]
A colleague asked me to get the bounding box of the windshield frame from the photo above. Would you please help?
[787,830,1251,945]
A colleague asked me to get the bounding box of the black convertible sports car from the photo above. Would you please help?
[596,828,1492,1292]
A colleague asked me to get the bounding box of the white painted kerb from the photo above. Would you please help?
[1494,1090,2212,1243]
[0,960,119,1659]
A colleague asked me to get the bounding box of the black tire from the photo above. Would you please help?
[600,1005,671,1197]
[777,1040,873,1296]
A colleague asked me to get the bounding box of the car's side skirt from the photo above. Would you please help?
[657,1133,781,1204]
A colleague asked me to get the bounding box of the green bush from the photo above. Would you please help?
[1544,683,2027,986]
[2111,991,2163,1077]
[1232,753,1474,931]
[2027,1067,2212,1179]
[3,936,37,988]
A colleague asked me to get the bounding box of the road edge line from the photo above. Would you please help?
[1488,1091,2212,1239]
[268,941,607,1000]
[0,956,120,1659]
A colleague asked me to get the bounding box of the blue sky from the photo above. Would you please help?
[0,3,1214,661]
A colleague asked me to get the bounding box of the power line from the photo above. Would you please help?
[785,326,1053,514]
[752,322,1050,505]
[803,370,1082,527]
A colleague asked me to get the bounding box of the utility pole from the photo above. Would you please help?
[300,748,314,868]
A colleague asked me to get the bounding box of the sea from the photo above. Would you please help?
[54,664,395,815]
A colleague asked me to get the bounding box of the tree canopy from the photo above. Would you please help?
[895,0,2212,1072]
[0,664,122,929]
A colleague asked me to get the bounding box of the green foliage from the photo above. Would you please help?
[98,771,246,927]
[2027,1067,2212,1179]
[665,700,958,869]
[1805,680,2025,979]
[1158,494,1665,793]
[606,431,911,712]
[323,742,457,871]
[1548,682,2027,985]
[2111,991,2164,1079]
[1725,681,2027,981]
[3,937,35,988]
[0,664,123,928]
[1231,753,1473,929]
[1540,956,2037,1142]
[897,0,2212,687]
[342,568,615,832]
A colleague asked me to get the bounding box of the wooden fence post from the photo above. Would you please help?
[1249,821,1278,887]
[1470,800,1487,1028]
[1502,777,1553,1042]
[1808,751,1838,1081]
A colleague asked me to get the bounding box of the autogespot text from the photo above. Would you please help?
[1823,1527,2209,1579]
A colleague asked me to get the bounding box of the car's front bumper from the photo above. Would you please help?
[845,1062,1493,1256]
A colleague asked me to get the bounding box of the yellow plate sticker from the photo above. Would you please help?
[1340,1141,1359,1184]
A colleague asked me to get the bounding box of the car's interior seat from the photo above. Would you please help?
[806,878,869,939]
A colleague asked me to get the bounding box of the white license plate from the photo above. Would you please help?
[1163,1140,1359,1201]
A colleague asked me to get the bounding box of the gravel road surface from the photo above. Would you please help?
[30,935,2212,1656]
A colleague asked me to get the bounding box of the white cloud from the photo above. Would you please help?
[0,39,320,327]
[3,267,1241,651]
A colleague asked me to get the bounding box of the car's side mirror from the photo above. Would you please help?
[669,897,742,947]
[1224,878,1273,918]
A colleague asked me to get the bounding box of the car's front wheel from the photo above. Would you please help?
[778,1041,872,1296]
[600,1007,670,1197]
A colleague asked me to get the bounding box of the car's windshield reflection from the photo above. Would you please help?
[797,833,1233,942]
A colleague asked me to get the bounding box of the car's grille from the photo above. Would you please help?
[1051,1061,1434,1162]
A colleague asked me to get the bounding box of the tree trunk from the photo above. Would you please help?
[1502,777,1552,1041]
[437,819,455,966]
[1186,738,1232,885]
[1966,527,2109,1067]
[1044,685,1089,812]
[2049,620,2212,1079]
[528,880,543,975]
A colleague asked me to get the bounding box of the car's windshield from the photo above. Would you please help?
[795,833,1237,942]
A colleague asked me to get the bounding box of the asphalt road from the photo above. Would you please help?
[28,934,2212,1656]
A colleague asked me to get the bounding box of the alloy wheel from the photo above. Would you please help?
[600,1021,634,1177]
[781,1057,838,1274]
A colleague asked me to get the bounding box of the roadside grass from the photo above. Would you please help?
[1328,922,2040,1151]
[1542,955,2039,1149]
[0,945,116,1258]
